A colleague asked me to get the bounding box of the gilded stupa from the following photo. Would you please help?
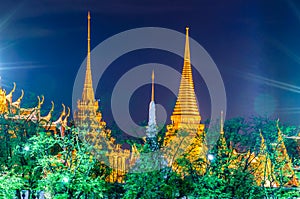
[164,27,205,139]
[73,12,132,183]
[163,27,207,173]
[74,12,106,132]
[170,27,202,130]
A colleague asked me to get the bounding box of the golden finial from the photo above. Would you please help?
[53,104,66,124]
[12,89,24,107]
[11,82,16,93]
[81,11,95,101]
[151,70,154,102]
[19,90,24,100]
[6,82,16,103]
[61,104,66,120]
[259,129,263,139]
[220,110,224,135]
[259,129,266,151]
[50,101,54,112]
[184,26,190,62]
[66,106,70,117]
[37,95,44,109]
[37,96,41,108]
[87,11,91,58]
[276,118,284,142]
[41,101,55,122]
[61,104,66,117]
[41,95,44,105]
[276,118,280,130]
[63,107,70,125]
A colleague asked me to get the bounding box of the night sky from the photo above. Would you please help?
[1,0,300,130]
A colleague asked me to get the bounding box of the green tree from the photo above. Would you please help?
[0,110,45,198]
[123,141,184,199]
[23,128,110,199]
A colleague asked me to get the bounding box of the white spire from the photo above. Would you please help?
[146,70,157,137]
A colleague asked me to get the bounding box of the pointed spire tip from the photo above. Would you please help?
[184,26,191,62]
[82,9,95,101]
[152,70,154,81]
[151,70,155,102]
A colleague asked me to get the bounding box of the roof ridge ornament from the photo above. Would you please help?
[12,89,24,108]
[6,82,16,103]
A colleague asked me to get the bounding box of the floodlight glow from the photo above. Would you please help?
[207,154,214,161]
[24,146,29,151]
[62,177,69,183]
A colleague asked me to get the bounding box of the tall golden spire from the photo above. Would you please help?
[171,27,201,129]
[82,11,95,102]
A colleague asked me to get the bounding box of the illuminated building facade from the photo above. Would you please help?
[73,12,132,183]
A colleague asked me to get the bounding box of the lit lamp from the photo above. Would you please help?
[207,154,214,161]
[62,177,69,183]
[24,146,29,151]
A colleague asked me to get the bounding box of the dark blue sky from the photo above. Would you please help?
[1,0,300,127]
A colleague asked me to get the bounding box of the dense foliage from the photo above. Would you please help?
[0,115,299,198]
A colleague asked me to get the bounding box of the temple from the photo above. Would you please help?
[74,12,106,132]
[73,12,133,183]
[1,12,298,188]
[161,27,298,185]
